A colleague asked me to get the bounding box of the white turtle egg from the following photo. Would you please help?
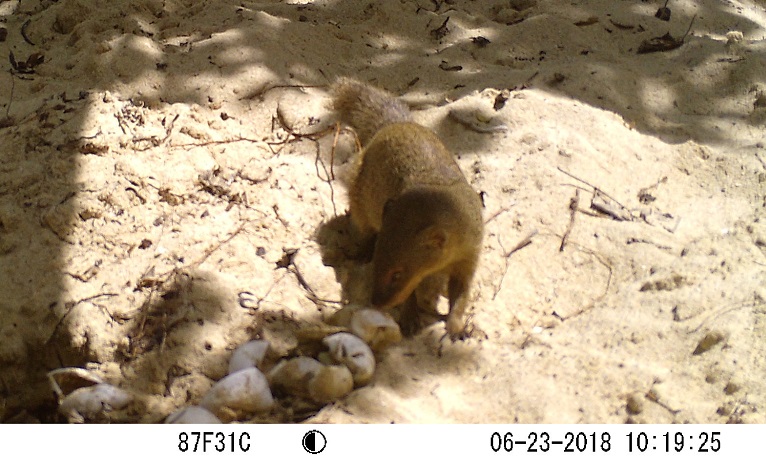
[268,356,354,403]
[200,367,273,422]
[307,364,354,403]
[165,406,222,424]
[267,356,323,398]
[322,332,375,386]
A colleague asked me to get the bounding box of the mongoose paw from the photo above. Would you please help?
[443,316,484,342]
[445,315,470,341]
[445,327,471,342]
[399,302,448,337]
[437,326,471,356]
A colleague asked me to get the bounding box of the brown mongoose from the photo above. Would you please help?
[331,78,484,340]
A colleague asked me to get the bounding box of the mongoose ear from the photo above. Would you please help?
[421,226,448,250]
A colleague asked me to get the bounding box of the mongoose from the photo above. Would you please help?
[331,78,483,340]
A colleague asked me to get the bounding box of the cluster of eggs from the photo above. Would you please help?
[167,307,402,423]
[49,307,401,423]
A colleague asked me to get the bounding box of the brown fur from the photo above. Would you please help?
[331,78,483,339]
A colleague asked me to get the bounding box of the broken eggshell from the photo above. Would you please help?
[308,364,354,404]
[267,356,323,398]
[323,332,375,386]
[165,405,222,424]
[328,305,402,351]
[47,367,104,400]
[58,383,133,423]
[228,339,270,374]
[268,356,354,403]
[200,367,274,422]
[349,308,402,351]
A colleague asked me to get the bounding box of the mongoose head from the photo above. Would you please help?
[369,192,455,309]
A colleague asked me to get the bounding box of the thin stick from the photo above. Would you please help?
[493,230,538,300]
[681,14,697,43]
[21,20,35,46]
[485,204,516,225]
[557,166,622,207]
[44,293,119,348]
[276,248,343,308]
[560,189,579,251]
[329,121,341,180]
[553,244,613,321]
[5,70,15,118]
[557,166,632,220]
[314,138,337,216]
[505,229,538,257]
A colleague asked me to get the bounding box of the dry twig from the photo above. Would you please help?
[559,189,580,251]
[557,166,634,221]
[276,248,343,308]
[493,230,538,300]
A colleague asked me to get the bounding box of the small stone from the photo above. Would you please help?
[626,393,644,415]
[716,403,733,416]
[693,330,727,355]
[740,412,766,424]
[724,380,741,395]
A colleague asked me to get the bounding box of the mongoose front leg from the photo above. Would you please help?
[445,265,475,341]
[398,293,422,337]
[399,275,447,336]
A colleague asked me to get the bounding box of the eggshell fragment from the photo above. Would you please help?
[349,308,402,351]
[58,383,133,423]
[47,367,103,400]
[228,340,270,374]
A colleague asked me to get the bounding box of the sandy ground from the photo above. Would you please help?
[1,0,765,423]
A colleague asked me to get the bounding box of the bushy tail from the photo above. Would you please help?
[331,78,411,145]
